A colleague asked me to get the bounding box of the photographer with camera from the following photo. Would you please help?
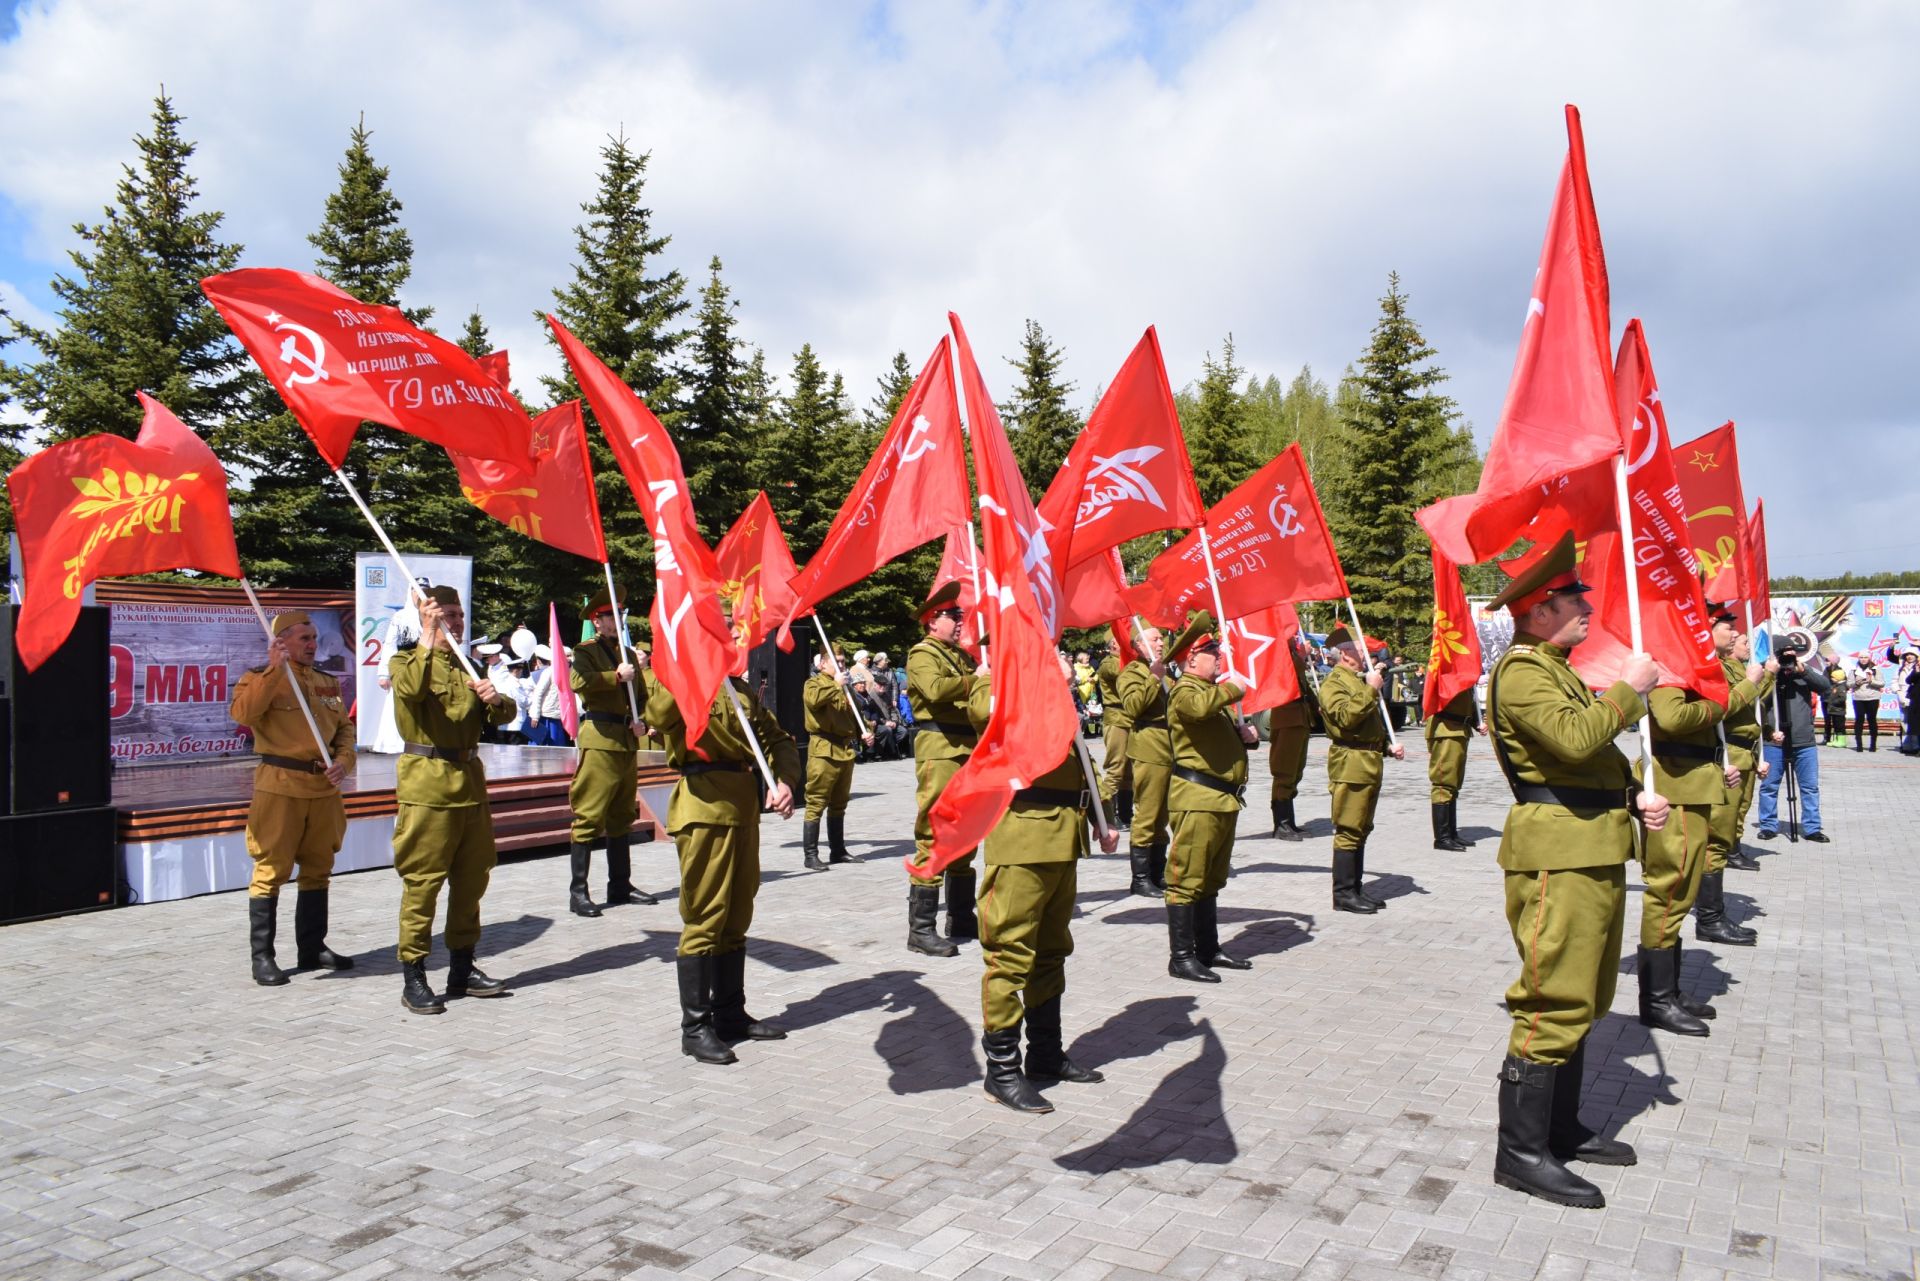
[1756,633,1832,843]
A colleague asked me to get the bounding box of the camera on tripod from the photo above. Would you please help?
[1773,627,1815,669]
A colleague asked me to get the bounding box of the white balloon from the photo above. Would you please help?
[510,627,537,659]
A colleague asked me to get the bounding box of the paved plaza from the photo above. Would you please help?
[2,735,1916,1281]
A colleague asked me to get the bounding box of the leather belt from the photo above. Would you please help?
[581,710,630,727]
[1327,735,1386,753]
[929,720,978,740]
[404,743,475,765]
[1011,785,1090,810]
[1651,739,1722,764]
[1171,764,1245,801]
[681,760,751,776]
[1132,716,1167,730]
[813,733,855,749]
[257,753,326,774]
[1511,783,1631,811]
[1433,711,1474,727]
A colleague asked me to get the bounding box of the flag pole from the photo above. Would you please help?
[330,467,483,684]
[1195,526,1247,724]
[1611,455,1656,767]
[810,614,870,737]
[237,576,334,761]
[599,560,645,727]
[721,677,782,804]
[1342,595,1400,748]
[1072,732,1113,843]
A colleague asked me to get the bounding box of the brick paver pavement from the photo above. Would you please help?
[2,736,1915,1280]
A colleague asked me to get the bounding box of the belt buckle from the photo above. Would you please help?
[1077,789,1093,812]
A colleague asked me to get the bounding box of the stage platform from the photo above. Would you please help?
[113,746,679,905]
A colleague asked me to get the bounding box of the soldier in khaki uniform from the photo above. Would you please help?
[229,610,358,986]
[566,584,656,917]
[906,581,981,956]
[1484,533,1667,1209]
[644,665,802,1065]
[802,649,870,870]
[1119,625,1171,897]
[1696,619,1775,946]
[1637,602,1762,1037]
[1320,625,1407,914]
[1723,630,1770,873]
[1426,685,1483,851]
[1094,634,1133,827]
[1162,613,1260,983]
[971,661,1120,1113]
[390,587,517,1014]
[1266,640,1314,840]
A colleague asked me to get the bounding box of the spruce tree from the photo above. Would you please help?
[1001,320,1080,505]
[1,92,248,444]
[867,350,915,430]
[757,344,844,559]
[1181,335,1261,507]
[1330,273,1477,650]
[681,257,757,540]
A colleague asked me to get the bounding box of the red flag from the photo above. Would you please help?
[8,393,244,670]
[1744,501,1770,630]
[1423,543,1483,716]
[202,268,532,469]
[1130,442,1347,627]
[450,401,608,562]
[548,601,579,742]
[715,491,805,661]
[787,339,969,617]
[1111,598,1140,670]
[927,527,983,657]
[1059,546,1135,630]
[1221,603,1303,716]
[1672,421,1749,601]
[1036,326,1205,570]
[1417,105,1619,564]
[922,314,1079,877]
[547,314,734,749]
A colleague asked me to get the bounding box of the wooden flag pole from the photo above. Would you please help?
[1341,595,1400,748]
[238,576,334,761]
[599,560,645,727]
[330,468,483,684]
[1611,456,1656,768]
[721,676,782,803]
[810,613,870,737]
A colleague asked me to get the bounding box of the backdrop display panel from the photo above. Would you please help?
[354,552,472,752]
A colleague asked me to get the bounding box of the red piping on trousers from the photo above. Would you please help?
[1519,870,1550,1058]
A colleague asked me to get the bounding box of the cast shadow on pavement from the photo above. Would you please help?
[500,931,681,989]
[775,968,979,1093]
[316,911,555,978]
[1225,910,1316,960]
[1233,861,1328,877]
[1362,872,1429,903]
[1584,1012,1683,1127]
[1458,825,1503,843]
[1056,1010,1236,1173]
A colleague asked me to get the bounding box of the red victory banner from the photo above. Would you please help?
[927,526,983,657]
[1130,442,1347,627]
[1058,545,1135,631]
[715,491,804,660]
[1221,602,1303,716]
[202,268,532,468]
[547,315,734,748]
[450,400,608,562]
[1744,500,1770,630]
[1423,543,1483,717]
[9,393,243,670]
[1418,105,1620,564]
[1036,326,1205,572]
[923,313,1079,876]
[787,338,969,618]
[1672,421,1749,602]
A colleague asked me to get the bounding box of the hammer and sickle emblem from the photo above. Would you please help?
[271,315,330,387]
[1267,490,1304,537]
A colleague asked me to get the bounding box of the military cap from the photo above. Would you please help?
[1324,623,1364,650]
[424,584,463,609]
[1489,531,1590,613]
[922,579,965,618]
[1166,610,1218,662]
[584,583,626,617]
[475,642,504,657]
[270,609,312,637]
[1705,598,1739,624]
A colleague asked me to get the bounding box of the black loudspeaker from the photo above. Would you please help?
[745,634,813,744]
[9,605,111,813]
[0,805,120,923]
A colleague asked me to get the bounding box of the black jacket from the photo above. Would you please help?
[1761,663,1832,749]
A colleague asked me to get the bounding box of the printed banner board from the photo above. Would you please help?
[354,553,472,751]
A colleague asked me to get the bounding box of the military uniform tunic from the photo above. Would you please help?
[1709,656,1772,873]
[229,659,355,898]
[1164,672,1247,905]
[389,646,517,963]
[968,679,1089,1030]
[907,635,979,884]
[644,672,802,956]
[1425,686,1479,804]
[1640,676,1751,949]
[1119,659,1173,849]
[1320,664,1387,852]
[802,671,859,822]
[1267,649,1314,804]
[568,636,644,844]
[1489,635,1646,1065]
[1094,653,1132,815]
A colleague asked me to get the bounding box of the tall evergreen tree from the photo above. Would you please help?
[1181,335,1261,507]
[867,350,914,430]
[1001,320,1080,505]
[680,257,757,540]
[756,344,844,559]
[1330,273,1478,650]
[1,92,248,444]
[0,308,17,533]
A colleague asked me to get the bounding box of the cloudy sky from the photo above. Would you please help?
[1,1,1913,576]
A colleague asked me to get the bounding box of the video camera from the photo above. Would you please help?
[1774,627,1814,669]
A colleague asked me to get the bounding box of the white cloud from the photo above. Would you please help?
[0,0,1913,568]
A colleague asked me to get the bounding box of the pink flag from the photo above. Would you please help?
[549,601,579,742]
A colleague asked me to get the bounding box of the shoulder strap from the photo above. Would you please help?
[1485,645,1534,798]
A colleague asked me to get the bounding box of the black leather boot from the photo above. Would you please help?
[1023,994,1103,1083]
[1448,800,1475,847]
[249,897,289,986]
[1693,871,1755,947]
[1355,841,1388,908]
[827,814,853,863]
[712,947,786,1041]
[677,954,737,1064]
[1432,802,1468,851]
[1196,896,1251,970]
[1165,902,1220,983]
[1549,1040,1637,1165]
[1637,945,1709,1036]
[1332,849,1378,914]
[982,1024,1052,1113]
[605,837,655,905]
[1128,844,1162,897]
[294,888,353,970]
[568,842,602,917]
[802,820,827,871]
[1149,838,1168,890]
[1273,798,1303,842]
[1669,942,1716,1020]
[944,868,978,941]
[400,958,444,1014]
[907,884,958,957]
[1494,1055,1606,1207]
[1116,789,1133,826]
[1726,844,1761,871]
[447,947,507,998]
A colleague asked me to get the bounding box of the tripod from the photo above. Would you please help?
[1775,676,1800,844]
